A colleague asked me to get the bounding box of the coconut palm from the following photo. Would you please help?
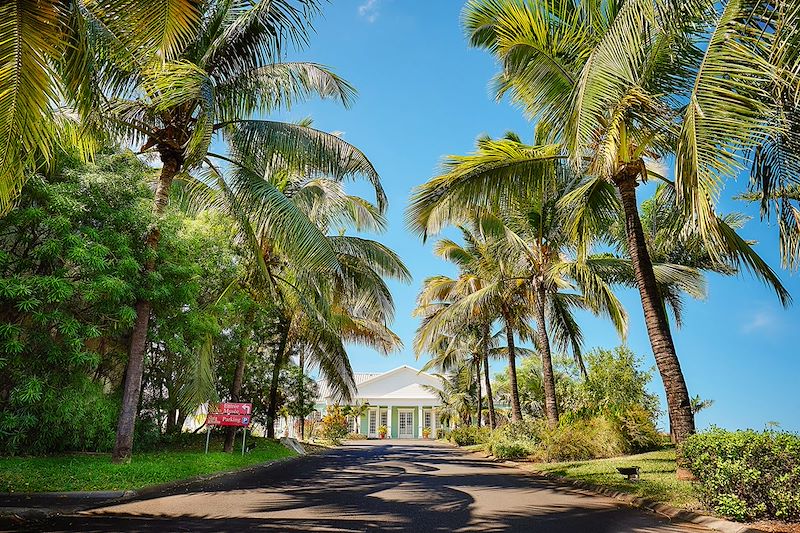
[414,222,533,422]
[413,1,793,441]
[418,326,489,427]
[424,367,478,428]
[0,1,204,214]
[99,1,383,461]
[412,135,630,426]
[191,165,409,438]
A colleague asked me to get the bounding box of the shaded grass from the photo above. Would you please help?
[0,434,296,493]
[522,447,701,510]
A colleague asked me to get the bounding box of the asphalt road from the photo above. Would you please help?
[5,440,707,532]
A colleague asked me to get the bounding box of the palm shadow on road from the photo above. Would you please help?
[7,443,695,532]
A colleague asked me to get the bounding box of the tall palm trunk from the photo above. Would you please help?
[224,340,248,452]
[534,285,559,427]
[112,151,181,463]
[298,349,305,440]
[475,356,482,428]
[267,317,291,439]
[503,314,522,422]
[482,326,496,429]
[614,164,695,443]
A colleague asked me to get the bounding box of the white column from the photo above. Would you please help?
[418,404,423,439]
[387,405,393,439]
[431,407,436,438]
[356,414,361,435]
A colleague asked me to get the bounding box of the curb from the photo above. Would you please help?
[454,446,761,533]
[505,460,760,533]
[0,445,335,522]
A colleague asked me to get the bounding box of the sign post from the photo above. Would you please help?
[242,427,247,456]
[204,402,253,454]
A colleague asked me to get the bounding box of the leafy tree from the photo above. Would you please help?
[0,149,151,454]
[282,365,318,438]
[0,1,202,213]
[414,0,793,442]
[93,0,381,462]
[413,155,629,426]
[191,160,407,439]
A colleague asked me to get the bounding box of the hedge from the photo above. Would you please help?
[681,428,800,521]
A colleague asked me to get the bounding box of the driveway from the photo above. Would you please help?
[6,440,708,532]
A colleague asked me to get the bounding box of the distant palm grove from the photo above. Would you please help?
[1,0,799,480]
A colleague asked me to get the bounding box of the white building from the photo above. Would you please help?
[314,365,444,439]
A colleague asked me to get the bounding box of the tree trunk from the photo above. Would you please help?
[534,284,559,427]
[475,356,482,428]
[298,349,305,441]
[614,165,695,443]
[267,318,290,439]
[112,152,181,463]
[483,352,496,430]
[481,324,496,429]
[224,341,248,452]
[503,315,522,422]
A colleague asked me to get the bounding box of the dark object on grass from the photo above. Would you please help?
[617,466,640,481]
[245,442,258,454]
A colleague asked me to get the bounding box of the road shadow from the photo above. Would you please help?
[2,443,697,532]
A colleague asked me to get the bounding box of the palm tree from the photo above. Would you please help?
[100,1,382,461]
[191,164,409,438]
[424,368,478,429]
[418,326,488,427]
[414,222,533,422]
[0,1,203,214]
[413,1,792,442]
[411,135,629,427]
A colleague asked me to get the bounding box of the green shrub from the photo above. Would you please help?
[535,416,625,462]
[319,407,349,444]
[0,378,119,455]
[449,426,490,446]
[494,419,543,442]
[681,428,800,521]
[490,440,537,460]
[615,405,661,453]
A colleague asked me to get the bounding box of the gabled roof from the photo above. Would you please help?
[316,365,440,402]
[354,365,432,388]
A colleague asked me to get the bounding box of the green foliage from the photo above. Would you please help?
[681,428,800,521]
[491,440,537,460]
[448,425,490,446]
[0,150,153,454]
[319,406,350,444]
[0,434,295,493]
[535,417,625,462]
[485,419,540,459]
[282,366,319,420]
[580,347,660,417]
[488,346,661,459]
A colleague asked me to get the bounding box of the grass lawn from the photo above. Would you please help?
[0,434,296,493]
[520,447,702,511]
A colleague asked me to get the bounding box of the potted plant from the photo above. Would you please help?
[422,427,431,439]
[378,425,388,439]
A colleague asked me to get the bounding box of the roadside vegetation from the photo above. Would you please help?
[0,435,295,493]
[0,1,406,469]
[406,0,800,525]
[2,0,800,527]
[527,448,699,510]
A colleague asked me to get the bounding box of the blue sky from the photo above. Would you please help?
[277,0,800,433]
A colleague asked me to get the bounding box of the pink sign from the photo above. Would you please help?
[207,413,251,427]
[215,402,252,415]
[207,402,252,426]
